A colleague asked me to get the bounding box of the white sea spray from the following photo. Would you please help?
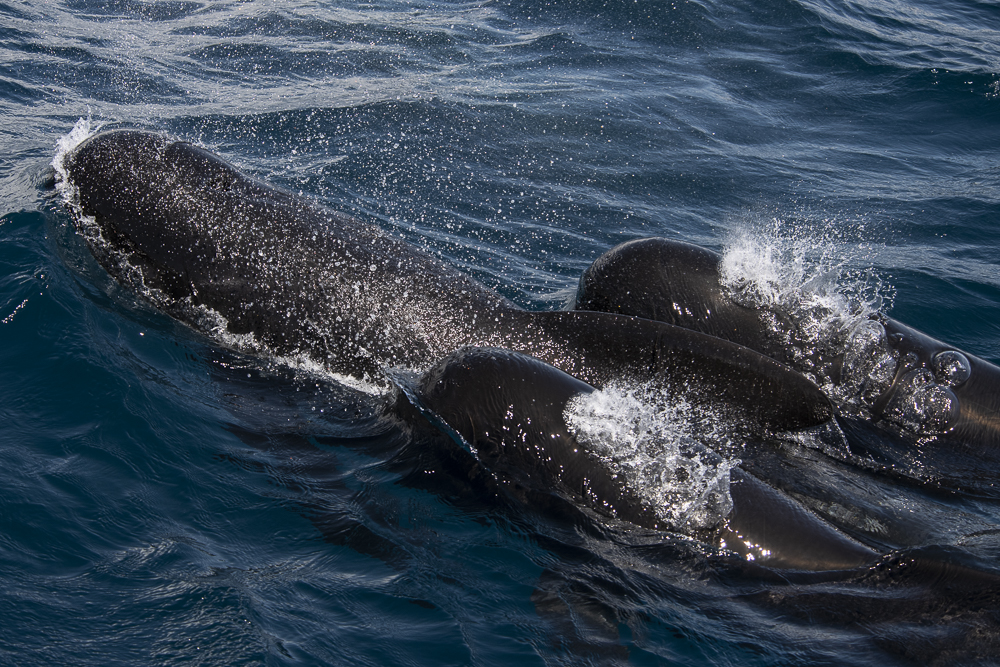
[719,220,891,381]
[719,221,960,436]
[52,117,98,197]
[564,384,737,531]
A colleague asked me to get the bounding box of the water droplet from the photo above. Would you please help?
[932,350,971,387]
[840,319,896,405]
[884,369,960,433]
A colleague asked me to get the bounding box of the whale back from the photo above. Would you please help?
[575,237,798,366]
[407,347,875,570]
[491,309,832,434]
[410,347,666,529]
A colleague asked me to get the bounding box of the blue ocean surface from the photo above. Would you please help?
[2,0,1000,664]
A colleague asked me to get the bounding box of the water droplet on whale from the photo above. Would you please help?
[932,350,971,387]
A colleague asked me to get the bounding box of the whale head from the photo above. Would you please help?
[64,130,255,299]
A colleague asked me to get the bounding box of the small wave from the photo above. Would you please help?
[801,0,1000,73]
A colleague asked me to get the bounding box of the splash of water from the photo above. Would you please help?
[564,385,737,531]
[52,117,98,198]
[719,222,963,437]
[719,226,889,380]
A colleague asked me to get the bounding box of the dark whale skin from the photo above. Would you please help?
[63,130,832,435]
[410,347,877,571]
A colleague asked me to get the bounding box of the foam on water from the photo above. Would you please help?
[188,299,390,395]
[53,119,111,257]
[564,385,737,531]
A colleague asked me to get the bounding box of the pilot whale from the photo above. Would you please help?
[574,237,1000,490]
[58,129,1000,583]
[401,346,877,571]
[60,130,830,435]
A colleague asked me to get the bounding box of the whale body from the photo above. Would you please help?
[61,130,830,435]
[53,129,1000,662]
[60,129,915,574]
[405,347,877,571]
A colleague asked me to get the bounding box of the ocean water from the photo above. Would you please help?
[3,0,1000,665]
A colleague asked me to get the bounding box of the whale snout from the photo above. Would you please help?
[66,130,183,260]
[67,130,171,221]
[64,130,239,293]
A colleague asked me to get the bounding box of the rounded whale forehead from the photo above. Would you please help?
[68,130,169,184]
[65,130,270,249]
[68,130,243,193]
[64,130,258,283]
